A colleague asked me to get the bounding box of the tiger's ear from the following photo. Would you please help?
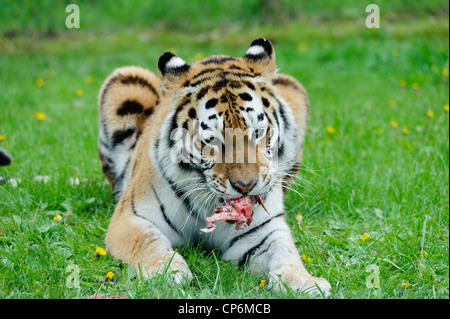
[243,38,276,79]
[157,52,191,92]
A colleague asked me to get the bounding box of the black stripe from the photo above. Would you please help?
[112,158,130,197]
[225,212,284,252]
[191,68,221,80]
[238,229,279,268]
[155,137,202,221]
[152,185,183,237]
[201,56,236,65]
[239,93,252,101]
[277,99,289,130]
[120,75,160,98]
[112,128,135,147]
[205,98,218,109]
[117,100,144,116]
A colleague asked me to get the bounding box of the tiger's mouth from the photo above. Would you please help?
[200,195,268,233]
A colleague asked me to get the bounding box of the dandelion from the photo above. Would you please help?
[426,111,435,119]
[296,214,303,222]
[33,111,45,121]
[444,104,449,113]
[401,127,410,135]
[96,247,107,256]
[442,69,449,77]
[85,75,94,84]
[259,279,267,289]
[361,232,371,241]
[420,251,428,259]
[75,89,83,97]
[105,271,114,280]
[66,211,73,216]
[399,80,406,87]
[392,257,397,262]
[194,53,204,61]
[390,121,398,128]
[0,135,5,141]
[298,43,308,53]
[401,281,410,287]
[326,126,336,134]
[36,78,44,87]
[302,254,311,263]
[412,83,419,90]
[52,214,62,222]
[388,99,396,106]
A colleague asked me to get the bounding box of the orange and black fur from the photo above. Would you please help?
[98,38,331,296]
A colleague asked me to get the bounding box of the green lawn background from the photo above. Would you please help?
[0,0,448,299]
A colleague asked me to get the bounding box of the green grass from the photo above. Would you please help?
[0,3,449,299]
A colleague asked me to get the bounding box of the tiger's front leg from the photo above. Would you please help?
[105,196,193,284]
[223,214,331,297]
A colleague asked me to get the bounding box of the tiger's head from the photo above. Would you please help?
[157,38,298,204]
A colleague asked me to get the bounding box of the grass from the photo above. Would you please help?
[0,2,449,299]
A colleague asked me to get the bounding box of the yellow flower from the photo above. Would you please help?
[259,279,267,289]
[296,214,303,222]
[420,251,428,259]
[36,78,44,87]
[426,111,435,119]
[194,53,204,61]
[393,257,397,262]
[361,232,371,241]
[401,127,410,135]
[401,281,410,287]
[444,104,449,113]
[66,211,73,216]
[0,135,5,141]
[33,111,45,121]
[302,254,311,263]
[399,80,406,87]
[326,126,336,134]
[75,89,83,97]
[390,121,398,128]
[388,99,396,106]
[106,271,114,280]
[412,83,419,90]
[52,214,62,222]
[442,68,449,77]
[298,43,308,53]
[96,247,107,256]
[85,76,94,84]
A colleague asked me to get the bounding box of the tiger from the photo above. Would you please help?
[98,38,331,296]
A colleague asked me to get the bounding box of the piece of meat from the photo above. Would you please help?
[200,195,267,233]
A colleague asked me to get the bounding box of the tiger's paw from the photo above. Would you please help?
[137,253,193,285]
[269,272,331,297]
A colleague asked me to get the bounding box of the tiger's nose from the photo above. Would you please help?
[230,178,258,195]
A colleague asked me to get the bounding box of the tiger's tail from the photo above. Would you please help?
[0,147,12,166]
[98,66,162,198]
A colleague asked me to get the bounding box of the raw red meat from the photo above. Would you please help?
[200,195,267,233]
